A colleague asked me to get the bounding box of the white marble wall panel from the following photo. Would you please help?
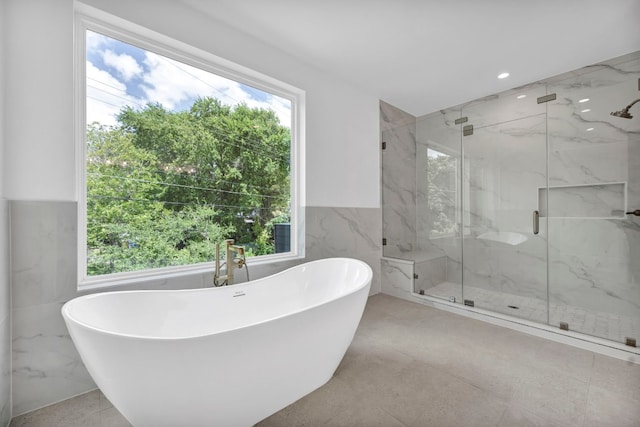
[540,183,625,218]
[380,258,413,300]
[380,101,417,257]
[0,316,9,427]
[546,51,640,341]
[306,206,381,295]
[12,301,96,416]
[0,198,10,427]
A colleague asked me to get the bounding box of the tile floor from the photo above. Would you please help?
[10,294,640,427]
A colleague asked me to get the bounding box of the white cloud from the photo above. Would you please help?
[86,37,292,129]
[102,49,143,82]
[86,31,110,51]
[86,61,144,127]
[141,52,291,127]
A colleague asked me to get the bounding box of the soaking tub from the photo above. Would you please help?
[62,257,372,427]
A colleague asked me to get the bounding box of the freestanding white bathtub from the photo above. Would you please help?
[62,257,372,427]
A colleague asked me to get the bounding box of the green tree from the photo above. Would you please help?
[86,98,291,276]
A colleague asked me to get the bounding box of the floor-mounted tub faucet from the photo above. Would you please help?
[213,239,247,286]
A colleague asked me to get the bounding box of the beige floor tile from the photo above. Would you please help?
[409,377,508,427]
[590,353,640,399]
[509,369,589,426]
[256,376,358,427]
[498,403,564,427]
[584,385,640,427]
[325,401,406,427]
[10,391,101,427]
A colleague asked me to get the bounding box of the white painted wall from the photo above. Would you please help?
[1,0,5,196]
[3,0,381,208]
[4,0,75,201]
[0,1,12,424]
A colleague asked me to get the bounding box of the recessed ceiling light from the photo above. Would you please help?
[581,109,591,113]
[516,94,527,99]
[579,98,590,103]
[498,72,510,79]
[586,127,594,131]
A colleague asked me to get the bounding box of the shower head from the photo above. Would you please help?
[611,98,640,119]
[611,109,633,119]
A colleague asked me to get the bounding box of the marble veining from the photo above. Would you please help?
[384,50,640,347]
[381,101,417,257]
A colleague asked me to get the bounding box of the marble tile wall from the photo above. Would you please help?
[0,198,10,427]
[9,201,381,416]
[380,101,416,258]
[546,52,640,331]
[403,50,640,343]
[306,206,381,295]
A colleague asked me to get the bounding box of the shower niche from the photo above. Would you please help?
[381,51,640,352]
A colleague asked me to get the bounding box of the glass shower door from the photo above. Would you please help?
[461,95,548,322]
[415,108,463,303]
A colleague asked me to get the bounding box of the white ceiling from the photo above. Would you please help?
[180,0,640,117]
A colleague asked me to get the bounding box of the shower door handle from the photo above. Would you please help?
[533,210,540,235]
[626,209,640,216]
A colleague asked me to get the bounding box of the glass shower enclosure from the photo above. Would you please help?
[381,51,640,349]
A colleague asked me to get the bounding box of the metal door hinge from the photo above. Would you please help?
[537,93,557,104]
[454,117,468,125]
[382,141,387,150]
[382,238,387,246]
[463,125,473,136]
[626,337,637,347]
[464,299,474,307]
[559,322,569,331]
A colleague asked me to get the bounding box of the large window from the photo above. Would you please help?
[77,14,302,286]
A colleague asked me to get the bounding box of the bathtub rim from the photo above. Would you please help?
[62,257,372,341]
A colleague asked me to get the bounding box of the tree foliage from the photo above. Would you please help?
[427,150,457,236]
[86,97,291,276]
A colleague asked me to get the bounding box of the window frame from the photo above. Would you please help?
[75,5,305,289]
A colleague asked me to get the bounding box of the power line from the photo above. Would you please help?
[87,172,286,200]
[87,84,147,109]
[86,194,288,212]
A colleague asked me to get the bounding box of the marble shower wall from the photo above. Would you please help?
[546,52,640,327]
[380,101,416,257]
[0,199,10,427]
[10,201,381,416]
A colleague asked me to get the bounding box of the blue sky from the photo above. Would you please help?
[85,30,291,128]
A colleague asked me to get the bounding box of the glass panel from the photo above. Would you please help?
[547,52,640,344]
[381,101,417,259]
[461,111,548,322]
[415,108,463,302]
